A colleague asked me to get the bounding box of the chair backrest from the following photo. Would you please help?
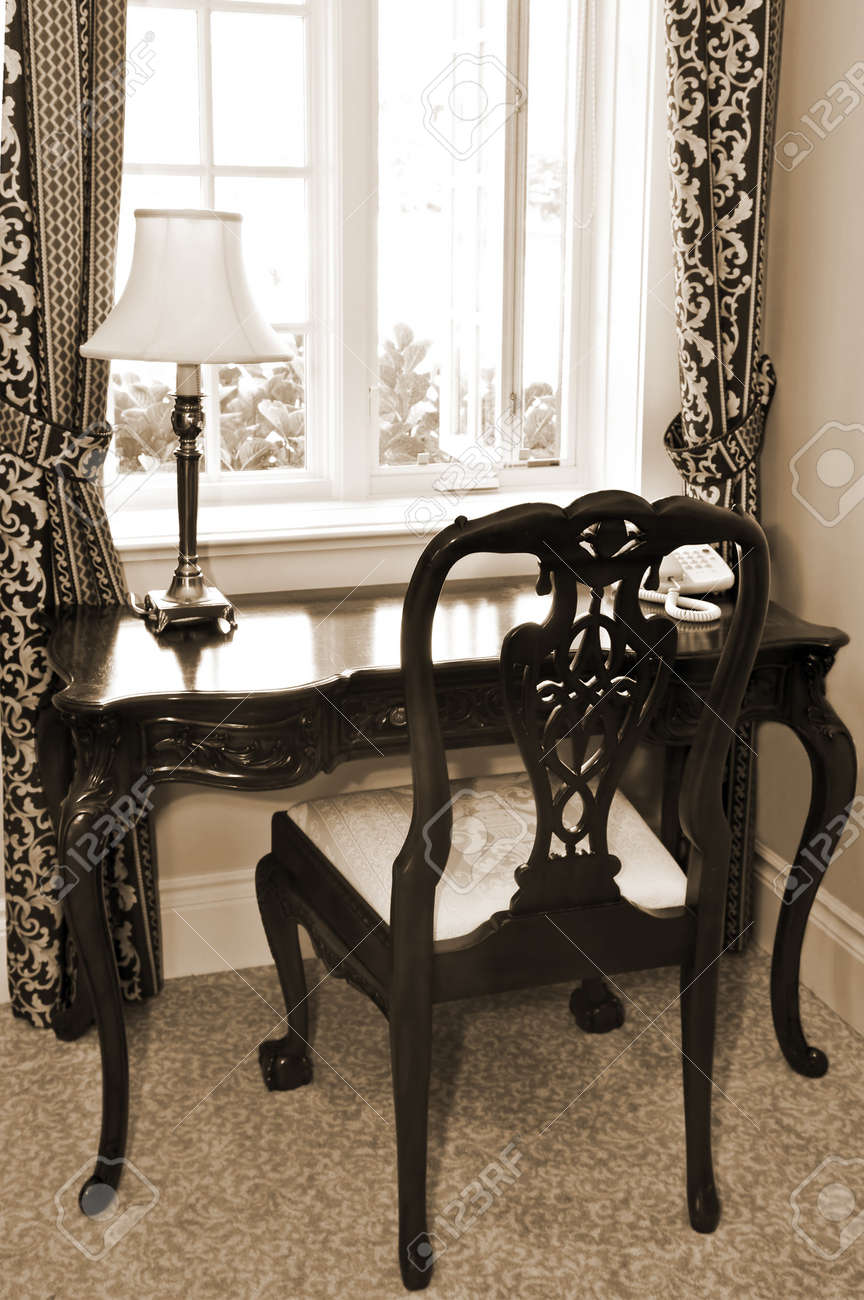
[394,490,769,923]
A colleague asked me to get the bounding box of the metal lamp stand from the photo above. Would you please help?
[142,363,236,634]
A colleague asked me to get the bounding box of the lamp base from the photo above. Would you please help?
[142,580,236,635]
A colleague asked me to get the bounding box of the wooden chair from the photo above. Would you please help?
[255,491,769,1289]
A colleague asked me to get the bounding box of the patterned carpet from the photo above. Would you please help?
[2,947,863,1299]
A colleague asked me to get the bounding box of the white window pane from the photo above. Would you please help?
[214,177,307,322]
[124,8,199,165]
[218,338,306,473]
[115,174,203,301]
[377,0,509,467]
[211,13,305,166]
[520,0,570,462]
[106,362,179,498]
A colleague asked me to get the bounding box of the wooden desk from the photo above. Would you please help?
[45,581,855,1201]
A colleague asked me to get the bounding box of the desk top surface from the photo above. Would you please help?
[48,580,849,712]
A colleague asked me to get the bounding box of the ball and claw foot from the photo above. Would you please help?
[688,1181,721,1234]
[259,1038,314,1091]
[569,982,625,1034]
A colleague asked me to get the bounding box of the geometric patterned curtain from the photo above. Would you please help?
[663,0,785,947]
[0,0,161,1025]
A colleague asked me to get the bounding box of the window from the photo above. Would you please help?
[109,0,320,515]
[110,0,656,524]
[377,0,572,470]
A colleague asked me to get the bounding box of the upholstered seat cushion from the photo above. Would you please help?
[288,772,687,942]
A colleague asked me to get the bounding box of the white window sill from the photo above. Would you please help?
[111,485,585,563]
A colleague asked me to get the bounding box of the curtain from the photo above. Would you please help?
[0,0,161,1025]
[663,0,784,946]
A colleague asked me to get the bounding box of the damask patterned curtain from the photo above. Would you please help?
[663,0,784,944]
[0,0,161,1025]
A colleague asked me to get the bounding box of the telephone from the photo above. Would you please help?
[639,544,735,624]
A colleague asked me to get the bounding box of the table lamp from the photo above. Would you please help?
[81,208,291,633]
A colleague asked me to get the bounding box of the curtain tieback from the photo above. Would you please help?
[0,396,112,479]
[664,355,777,487]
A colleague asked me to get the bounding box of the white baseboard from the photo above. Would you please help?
[3,851,863,1035]
[0,907,7,1005]
[0,866,309,1007]
[158,867,276,980]
[752,840,864,1037]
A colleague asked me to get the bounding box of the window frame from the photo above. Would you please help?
[113,0,657,523]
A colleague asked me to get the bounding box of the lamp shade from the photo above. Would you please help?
[80,209,291,364]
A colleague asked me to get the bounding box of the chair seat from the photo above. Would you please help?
[288,772,687,942]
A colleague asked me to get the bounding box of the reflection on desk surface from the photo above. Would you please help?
[47,578,846,710]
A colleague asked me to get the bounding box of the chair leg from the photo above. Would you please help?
[391,1002,434,1290]
[679,953,721,1232]
[256,856,313,1092]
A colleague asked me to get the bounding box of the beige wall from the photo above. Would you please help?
[758,0,864,916]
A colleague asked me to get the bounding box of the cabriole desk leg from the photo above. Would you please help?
[771,656,857,1076]
[56,714,130,1213]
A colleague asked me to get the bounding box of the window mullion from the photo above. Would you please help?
[500,0,529,462]
[339,0,376,499]
[560,0,583,470]
[196,4,222,480]
[565,0,603,479]
[564,4,578,407]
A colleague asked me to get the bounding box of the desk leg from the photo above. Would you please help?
[52,977,95,1042]
[38,702,96,1040]
[772,658,857,1077]
[58,716,130,1212]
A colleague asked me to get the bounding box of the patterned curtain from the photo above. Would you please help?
[663,0,784,946]
[0,0,161,1025]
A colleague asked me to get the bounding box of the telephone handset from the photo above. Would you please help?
[639,544,734,624]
